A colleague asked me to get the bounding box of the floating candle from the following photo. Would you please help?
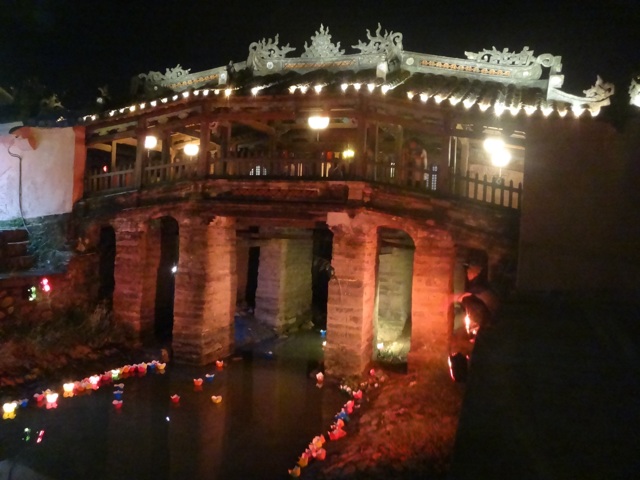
[210,395,222,404]
[2,402,17,420]
[63,383,75,397]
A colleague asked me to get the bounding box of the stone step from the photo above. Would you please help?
[0,255,35,272]
[2,240,29,258]
[0,229,29,244]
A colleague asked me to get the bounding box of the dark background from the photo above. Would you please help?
[0,0,638,107]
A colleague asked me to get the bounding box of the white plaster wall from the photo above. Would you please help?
[0,127,76,221]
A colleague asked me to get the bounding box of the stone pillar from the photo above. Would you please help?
[113,218,155,338]
[235,240,249,305]
[375,246,414,344]
[408,230,455,370]
[172,215,237,364]
[254,229,313,331]
[325,212,377,377]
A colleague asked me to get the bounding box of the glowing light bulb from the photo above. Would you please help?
[184,144,199,156]
[353,83,361,91]
[340,83,348,92]
[288,86,297,94]
[314,85,323,94]
[367,83,375,92]
[145,135,158,149]
[224,88,232,97]
[308,115,330,130]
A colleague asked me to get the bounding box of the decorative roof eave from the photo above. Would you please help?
[401,51,549,88]
[547,75,615,115]
[84,25,617,125]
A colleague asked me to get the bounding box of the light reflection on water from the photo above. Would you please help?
[0,332,342,480]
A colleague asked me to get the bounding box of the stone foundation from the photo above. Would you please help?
[254,229,313,332]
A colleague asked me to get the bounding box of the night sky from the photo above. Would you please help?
[0,0,638,108]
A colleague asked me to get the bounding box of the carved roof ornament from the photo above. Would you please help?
[465,46,562,72]
[352,23,403,59]
[629,75,640,107]
[302,24,344,58]
[583,75,615,101]
[247,34,296,71]
[134,64,192,95]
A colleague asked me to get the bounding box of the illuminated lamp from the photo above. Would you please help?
[144,135,158,149]
[172,95,178,101]
[314,85,323,94]
[589,107,601,117]
[288,85,297,94]
[139,103,146,109]
[224,88,232,97]
[299,85,309,94]
[434,94,444,104]
[524,105,537,116]
[340,83,348,92]
[251,87,260,96]
[376,342,384,350]
[541,105,554,117]
[367,83,375,93]
[353,83,362,91]
[171,265,178,274]
[308,115,330,130]
[184,144,199,157]
[463,98,475,109]
[493,102,505,116]
[406,91,415,100]
[490,148,511,168]
[342,148,355,160]
[419,93,428,103]
[380,85,390,95]
[150,100,157,107]
[449,96,461,106]
[40,277,51,293]
[572,105,585,117]
[202,89,210,96]
[483,137,505,155]
[509,105,520,116]
[182,91,190,98]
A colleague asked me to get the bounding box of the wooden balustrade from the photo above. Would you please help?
[84,155,522,210]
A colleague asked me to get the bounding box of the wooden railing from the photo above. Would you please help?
[143,159,197,185]
[85,156,522,210]
[85,165,135,193]
[451,172,522,209]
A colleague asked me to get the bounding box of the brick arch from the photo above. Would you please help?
[325,211,455,376]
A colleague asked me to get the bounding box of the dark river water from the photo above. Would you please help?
[0,331,344,480]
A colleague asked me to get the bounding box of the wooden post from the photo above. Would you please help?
[198,120,210,177]
[134,122,144,189]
